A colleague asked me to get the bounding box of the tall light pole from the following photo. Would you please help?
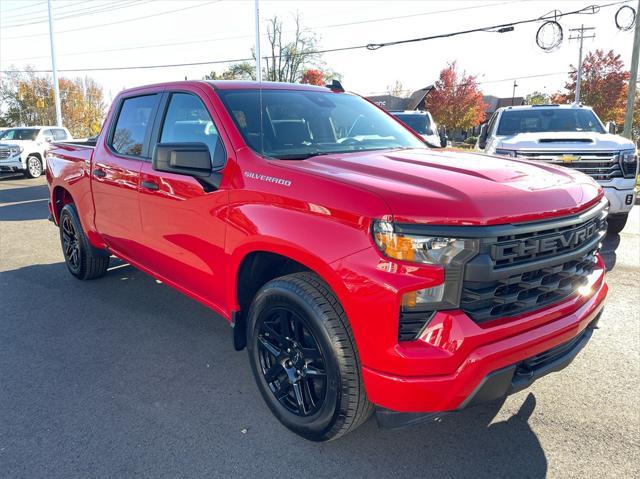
[569,25,596,104]
[623,0,640,139]
[47,0,62,126]
[512,80,518,105]
[254,0,262,82]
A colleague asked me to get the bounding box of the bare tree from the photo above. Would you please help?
[264,13,321,83]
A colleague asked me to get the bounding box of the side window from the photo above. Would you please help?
[52,129,68,141]
[111,94,157,157]
[42,129,54,142]
[160,92,226,169]
[487,112,498,136]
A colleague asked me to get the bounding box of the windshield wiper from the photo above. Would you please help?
[270,152,335,160]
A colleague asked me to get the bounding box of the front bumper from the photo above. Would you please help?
[361,266,606,413]
[0,156,25,172]
[601,184,636,214]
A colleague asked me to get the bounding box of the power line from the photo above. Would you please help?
[1,1,149,29]
[0,0,105,22]
[0,0,47,15]
[365,1,631,50]
[0,0,516,60]
[0,1,628,74]
[0,0,221,40]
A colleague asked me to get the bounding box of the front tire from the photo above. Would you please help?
[607,214,628,235]
[247,272,374,441]
[59,204,110,279]
[24,155,43,178]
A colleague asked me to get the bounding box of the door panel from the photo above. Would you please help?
[138,90,230,309]
[92,93,159,254]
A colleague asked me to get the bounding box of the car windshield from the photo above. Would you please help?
[0,128,40,141]
[393,113,433,135]
[217,89,426,159]
[496,108,604,135]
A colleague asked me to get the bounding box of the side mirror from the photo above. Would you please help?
[478,124,488,149]
[605,121,616,135]
[44,136,53,143]
[152,142,221,190]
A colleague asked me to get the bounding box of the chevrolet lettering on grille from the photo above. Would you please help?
[491,223,598,261]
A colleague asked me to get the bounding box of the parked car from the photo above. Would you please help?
[390,110,446,147]
[47,81,608,441]
[0,126,72,178]
[476,104,637,234]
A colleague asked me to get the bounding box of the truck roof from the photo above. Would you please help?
[204,80,331,91]
[500,103,593,112]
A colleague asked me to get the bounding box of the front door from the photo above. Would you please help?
[138,89,231,310]
[92,93,160,254]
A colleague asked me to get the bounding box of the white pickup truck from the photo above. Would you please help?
[0,126,72,178]
[477,104,638,233]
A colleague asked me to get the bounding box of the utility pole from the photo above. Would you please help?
[47,0,62,127]
[569,25,596,104]
[622,0,640,139]
[512,80,518,105]
[254,0,262,82]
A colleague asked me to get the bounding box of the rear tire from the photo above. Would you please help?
[247,272,374,441]
[23,156,43,178]
[59,204,110,279]
[607,214,628,235]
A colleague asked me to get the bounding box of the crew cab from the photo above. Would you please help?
[46,81,608,441]
[0,126,72,178]
[477,104,637,233]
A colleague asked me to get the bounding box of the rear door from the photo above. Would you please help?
[92,93,161,254]
[138,87,232,309]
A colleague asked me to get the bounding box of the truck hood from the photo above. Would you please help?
[275,148,603,225]
[0,139,36,147]
[497,131,634,151]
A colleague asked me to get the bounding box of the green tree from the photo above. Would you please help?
[525,91,551,105]
[204,62,256,81]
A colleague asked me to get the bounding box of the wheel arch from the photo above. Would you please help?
[229,242,351,351]
[51,186,75,223]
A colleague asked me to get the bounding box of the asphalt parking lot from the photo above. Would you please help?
[1,174,638,478]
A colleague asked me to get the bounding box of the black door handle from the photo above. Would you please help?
[141,180,159,191]
[92,168,106,178]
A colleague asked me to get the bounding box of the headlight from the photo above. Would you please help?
[372,220,473,265]
[8,146,22,157]
[494,148,516,157]
[618,149,638,178]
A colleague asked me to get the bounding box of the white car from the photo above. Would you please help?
[0,126,72,178]
[477,104,638,234]
[391,110,445,148]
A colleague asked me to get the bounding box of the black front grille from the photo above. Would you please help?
[398,311,434,341]
[461,251,597,322]
[492,214,606,268]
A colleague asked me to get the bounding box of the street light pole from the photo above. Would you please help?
[622,0,640,139]
[47,0,62,126]
[569,25,596,104]
[512,80,518,105]
[254,0,262,82]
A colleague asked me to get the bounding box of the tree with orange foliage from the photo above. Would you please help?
[425,62,487,130]
[300,69,325,86]
[551,49,629,124]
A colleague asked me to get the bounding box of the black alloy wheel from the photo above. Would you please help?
[256,306,327,417]
[247,272,374,441]
[61,213,81,272]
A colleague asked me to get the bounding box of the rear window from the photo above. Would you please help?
[110,94,157,157]
[393,113,432,135]
[496,108,604,135]
[52,129,69,141]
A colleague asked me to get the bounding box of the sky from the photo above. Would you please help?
[0,0,637,104]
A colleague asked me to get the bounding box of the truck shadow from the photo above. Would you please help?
[0,183,50,221]
[1,260,548,478]
[600,233,620,271]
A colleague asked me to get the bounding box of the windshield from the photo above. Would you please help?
[393,113,433,135]
[496,108,604,135]
[217,89,426,159]
[0,128,40,141]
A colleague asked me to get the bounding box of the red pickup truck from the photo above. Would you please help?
[46,80,608,441]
